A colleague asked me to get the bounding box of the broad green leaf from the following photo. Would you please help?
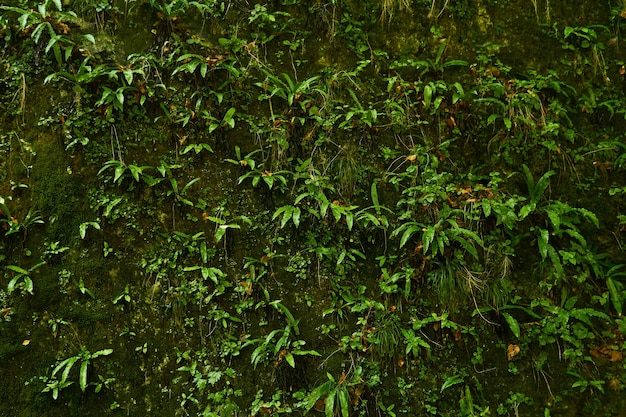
[607,278,622,316]
[502,312,521,338]
[79,360,89,392]
[280,206,293,228]
[222,107,236,128]
[8,276,20,294]
[338,387,350,417]
[537,228,549,260]
[482,200,491,217]
[441,375,463,393]
[292,349,321,356]
[371,182,380,208]
[399,225,420,248]
[422,226,435,254]
[123,69,133,85]
[60,357,80,383]
[325,390,335,417]
[79,222,100,239]
[456,236,479,259]
[6,265,29,275]
[272,206,292,228]
[115,89,124,106]
[128,165,142,182]
[578,207,599,228]
[114,164,125,183]
[345,212,354,231]
[215,227,226,243]
[534,170,555,203]
[518,204,533,220]
[545,206,561,230]
[292,206,301,228]
[285,352,295,368]
[180,177,200,195]
[306,380,333,411]
[424,84,432,111]
[200,241,208,264]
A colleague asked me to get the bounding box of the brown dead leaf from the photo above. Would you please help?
[610,350,623,362]
[590,344,623,362]
[454,328,462,342]
[507,344,520,361]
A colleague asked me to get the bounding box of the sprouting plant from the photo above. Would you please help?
[567,370,606,394]
[172,52,228,80]
[225,146,289,192]
[4,262,45,295]
[204,209,251,247]
[0,0,95,67]
[600,264,626,316]
[392,204,484,259]
[516,164,599,288]
[305,367,365,417]
[112,284,131,306]
[256,70,321,109]
[40,346,113,399]
[517,164,554,221]
[0,206,44,239]
[79,221,101,239]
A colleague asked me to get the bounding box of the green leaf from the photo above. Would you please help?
[345,212,354,231]
[180,177,200,195]
[60,357,80,383]
[422,226,435,254]
[292,206,301,228]
[441,375,463,393]
[487,114,499,125]
[79,222,100,239]
[222,107,237,128]
[502,312,521,338]
[537,228,549,260]
[456,236,479,259]
[482,200,491,217]
[273,206,293,229]
[533,169,555,204]
[6,265,29,275]
[325,390,335,417]
[399,225,417,248]
[79,360,89,392]
[338,387,350,417]
[200,241,208,264]
[128,165,143,182]
[518,204,533,221]
[607,277,623,316]
[306,380,333,411]
[371,182,380,208]
[8,276,20,294]
[424,84,432,111]
[545,206,561,230]
[285,352,295,368]
[114,163,126,183]
[123,69,133,85]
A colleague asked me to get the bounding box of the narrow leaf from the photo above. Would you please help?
[79,360,89,392]
[502,312,521,338]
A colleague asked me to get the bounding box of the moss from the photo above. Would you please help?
[31,134,89,244]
